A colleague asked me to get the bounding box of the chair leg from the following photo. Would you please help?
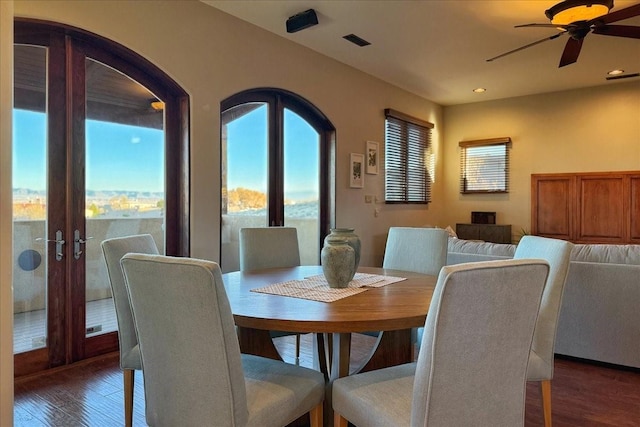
[124,369,135,427]
[333,412,348,427]
[295,333,301,365]
[309,402,323,427]
[541,379,552,427]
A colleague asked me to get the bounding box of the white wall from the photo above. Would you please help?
[442,82,640,240]
[0,1,14,423]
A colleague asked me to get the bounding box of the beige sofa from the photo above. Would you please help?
[447,237,640,369]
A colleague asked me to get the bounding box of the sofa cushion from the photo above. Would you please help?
[571,244,640,265]
[447,237,516,257]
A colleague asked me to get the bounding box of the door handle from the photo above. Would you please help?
[36,229,65,261]
[74,229,94,260]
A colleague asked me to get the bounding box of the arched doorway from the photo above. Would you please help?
[12,20,189,376]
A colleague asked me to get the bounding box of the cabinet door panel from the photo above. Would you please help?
[578,176,624,242]
[532,176,574,240]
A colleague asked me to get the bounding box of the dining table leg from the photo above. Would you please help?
[236,326,282,361]
[330,333,352,380]
[318,333,352,427]
[358,328,413,373]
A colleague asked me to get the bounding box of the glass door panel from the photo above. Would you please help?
[221,103,268,272]
[84,58,165,338]
[14,21,187,375]
[13,45,49,354]
[283,109,320,265]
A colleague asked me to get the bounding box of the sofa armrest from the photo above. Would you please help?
[555,262,640,368]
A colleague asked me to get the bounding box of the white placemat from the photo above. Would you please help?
[251,273,406,303]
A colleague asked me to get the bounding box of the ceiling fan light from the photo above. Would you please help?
[545,0,613,25]
[150,100,165,111]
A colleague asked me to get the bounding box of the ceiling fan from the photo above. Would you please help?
[487,0,640,67]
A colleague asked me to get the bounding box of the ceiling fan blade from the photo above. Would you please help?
[597,3,640,24]
[559,37,583,67]
[516,23,559,28]
[592,24,640,39]
[487,33,563,62]
[515,23,574,30]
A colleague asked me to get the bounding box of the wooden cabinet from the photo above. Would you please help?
[531,171,640,244]
[456,224,512,244]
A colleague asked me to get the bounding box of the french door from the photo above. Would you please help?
[13,21,189,376]
[220,89,335,272]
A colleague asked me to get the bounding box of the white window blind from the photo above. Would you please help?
[459,137,511,193]
[384,109,434,204]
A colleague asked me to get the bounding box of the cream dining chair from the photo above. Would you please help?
[333,259,550,427]
[382,227,449,275]
[101,234,159,427]
[514,235,573,427]
[380,227,449,353]
[121,253,324,427]
[239,226,303,364]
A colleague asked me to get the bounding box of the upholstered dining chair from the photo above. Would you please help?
[121,253,324,427]
[239,226,303,364]
[332,259,550,427]
[101,234,159,427]
[514,235,574,427]
[239,226,301,271]
[380,227,449,351]
[382,227,449,275]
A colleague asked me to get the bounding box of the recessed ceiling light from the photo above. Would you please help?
[608,69,624,75]
[473,88,486,93]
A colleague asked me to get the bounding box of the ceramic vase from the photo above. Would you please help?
[321,237,356,288]
[324,228,361,271]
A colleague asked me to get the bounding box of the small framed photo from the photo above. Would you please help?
[366,141,379,175]
[350,153,364,188]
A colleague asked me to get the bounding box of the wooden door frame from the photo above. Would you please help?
[14,19,190,376]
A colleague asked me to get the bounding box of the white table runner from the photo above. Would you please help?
[251,273,406,303]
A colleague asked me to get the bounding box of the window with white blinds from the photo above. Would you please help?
[459,137,511,194]
[384,109,434,204]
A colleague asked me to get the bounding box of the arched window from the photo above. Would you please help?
[220,88,335,272]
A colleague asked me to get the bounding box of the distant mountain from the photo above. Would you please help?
[85,189,164,198]
[14,188,163,198]
[12,188,44,196]
[232,200,319,219]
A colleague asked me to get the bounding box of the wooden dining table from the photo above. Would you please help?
[222,265,437,381]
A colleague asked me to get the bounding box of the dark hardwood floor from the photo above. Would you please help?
[14,333,640,426]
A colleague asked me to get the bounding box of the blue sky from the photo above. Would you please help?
[13,109,164,193]
[12,110,47,190]
[14,106,319,198]
[225,105,320,198]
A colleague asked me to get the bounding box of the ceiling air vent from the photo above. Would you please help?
[343,34,371,47]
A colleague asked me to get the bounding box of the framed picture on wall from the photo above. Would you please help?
[366,141,379,174]
[350,153,364,188]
